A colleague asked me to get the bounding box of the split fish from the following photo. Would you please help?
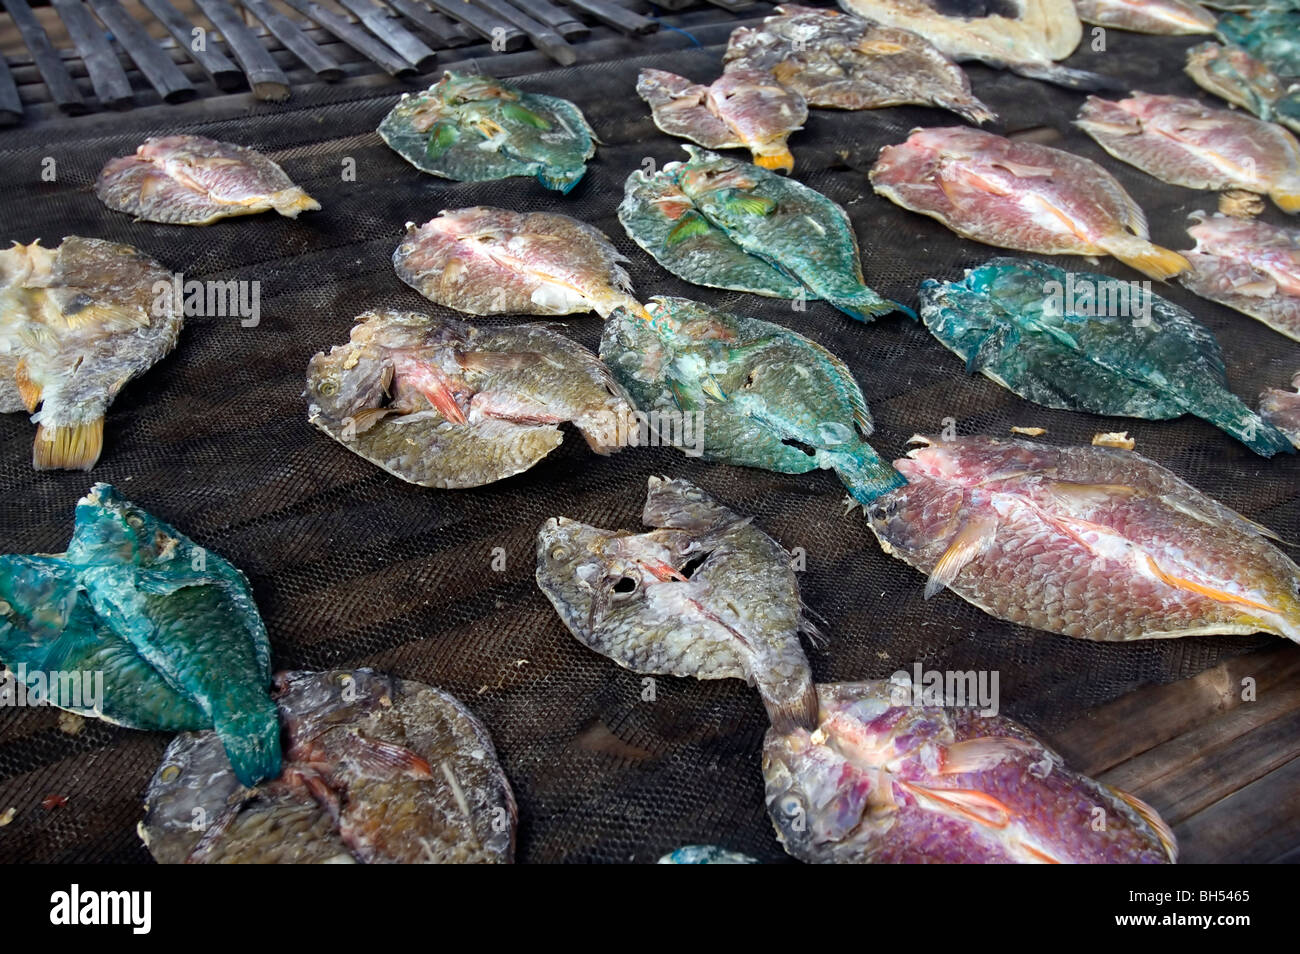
[600,296,906,502]
[0,236,181,470]
[140,669,516,863]
[764,680,1177,863]
[658,845,759,863]
[1260,371,1300,447]
[536,476,820,732]
[1185,42,1300,133]
[1076,92,1300,213]
[1074,0,1217,34]
[866,435,1300,643]
[95,135,319,225]
[1217,6,1300,76]
[378,71,596,193]
[870,127,1189,280]
[306,309,636,488]
[918,257,1292,456]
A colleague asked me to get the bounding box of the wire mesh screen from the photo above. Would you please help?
[0,19,1295,863]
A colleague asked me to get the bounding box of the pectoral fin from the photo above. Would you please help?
[940,736,1036,775]
[925,512,996,599]
[900,781,1011,829]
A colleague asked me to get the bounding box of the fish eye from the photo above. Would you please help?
[159,765,181,783]
[0,600,10,615]
[780,794,803,818]
[319,381,338,396]
[125,512,145,530]
[612,577,637,594]
[550,546,569,561]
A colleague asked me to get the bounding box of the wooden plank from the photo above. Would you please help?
[139,0,243,91]
[1050,646,1300,776]
[383,0,479,48]
[193,0,290,99]
[239,0,342,80]
[1172,753,1300,863]
[337,0,438,70]
[1100,678,1300,798]
[505,0,587,38]
[50,0,134,107]
[467,0,576,64]
[87,0,197,102]
[3,0,87,111]
[0,53,21,124]
[423,0,524,49]
[558,0,655,34]
[282,0,414,76]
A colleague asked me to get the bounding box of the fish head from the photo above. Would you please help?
[426,207,506,246]
[65,483,185,567]
[536,517,695,637]
[438,71,518,105]
[305,342,395,431]
[677,149,761,202]
[893,434,1048,486]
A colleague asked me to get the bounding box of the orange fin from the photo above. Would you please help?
[940,736,1037,775]
[1112,786,1178,862]
[901,781,1011,829]
[1100,236,1189,281]
[1142,554,1278,615]
[272,188,321,218]
[1270,186,1300,214]
[1021,843,1062,864]
[754,148,795,173]
[925,512,996,599]
[33,419,104,471]
[14,359,40,412]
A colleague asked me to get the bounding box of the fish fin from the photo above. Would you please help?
[1099,236,1189,281]
[826,293,913,323]
[1005,61,1126,93]
[33,419,103,471]
[13,358,40,412]
[455,350,544,372]
[349,406,397,434]
[538,167,586,194]
[939,736,1036,775]
[1021,844,1062,864]
[415,368,469,425]
[1140,553,1282,618]
[500,101,552,129]
[924,512,996,600]
[754,148,795,174]
[272,188,320,219]
[1112,786,1178,863]
[856,38,907,55]
[665,210,713,246]
[899,782,1011,829]
[1270,185,1300,214]
[723,190,777,216]
[426,121,459,159]
[764,682,820,734]
[343,733,435,780]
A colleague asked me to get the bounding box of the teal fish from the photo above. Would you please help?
[378,72,596,193]
[0,484,279,786]
[601,297,905,502]
[1186,42,1300,134]
[918,258,1292,456]
[619,146,909,321]
[658,845,759,864]
[1217,7,1300,76]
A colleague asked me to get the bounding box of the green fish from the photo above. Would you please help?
[601,296,906,502]
[1,484,280,786]
[1217,7,1300,76]
[1186,42,1300,134]
[918,257,1293,457]
[378,72,596,193]
[619,146,909,321]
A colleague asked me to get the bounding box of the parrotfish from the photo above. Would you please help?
[723,5,995,125]
[536,476,820,732]
[0,484,280,787]
[866,436,1300,643]
[306,309,636,488]
[0,236,181,470]
[95,135,319,225]
[764,680,1177,863]
[621,146,908,320]
[1185,42,1300,134]
[1217,6,1300,76]
[141,669,517,863]
[870,127,1190,280]
[835,0,1119,90]
[600,296,905,502]
[1076,93,1300,214]
[394,207,645,319]
[658,845,759,863]
[1260,371,1300,447]
[637,68,808,173]
[918,257,1292,456]
[378,71,596,193]
[1179,210,1300,341]
[1074,0,1217,34]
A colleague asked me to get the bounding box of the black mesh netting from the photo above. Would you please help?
[0,12,1296,863]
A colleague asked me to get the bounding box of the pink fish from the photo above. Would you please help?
[1180,211,1300,340]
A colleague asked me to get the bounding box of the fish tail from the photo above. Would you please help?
[33,419,103,471]
[538,166,586,194]
[754,147,795,174]
[1006,61,1126,93]
[1099,234,1190,281]
[761,678,820,734]
[826,289,915,323]
[214,698,282,788]
[1270,180,1300,214]
[1222,409,1295,457]
[272,188,321,219]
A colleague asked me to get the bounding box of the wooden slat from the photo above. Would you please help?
[238,0,343,81]
[337,0,437,70]
[0,53,21,124]
[87,0,196,102]
[1050,646,1300,776]
[3,0,87,111]
[467,0,575,64]
[1173,753,1300,863]
[505,0,587,38]
[423,0,524,49]
[139,0,244,91]
[383,0,480,49]
[282,0,413,76]
[193,0,290,99]
[49,0,133,107]
[558,0,655,35]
